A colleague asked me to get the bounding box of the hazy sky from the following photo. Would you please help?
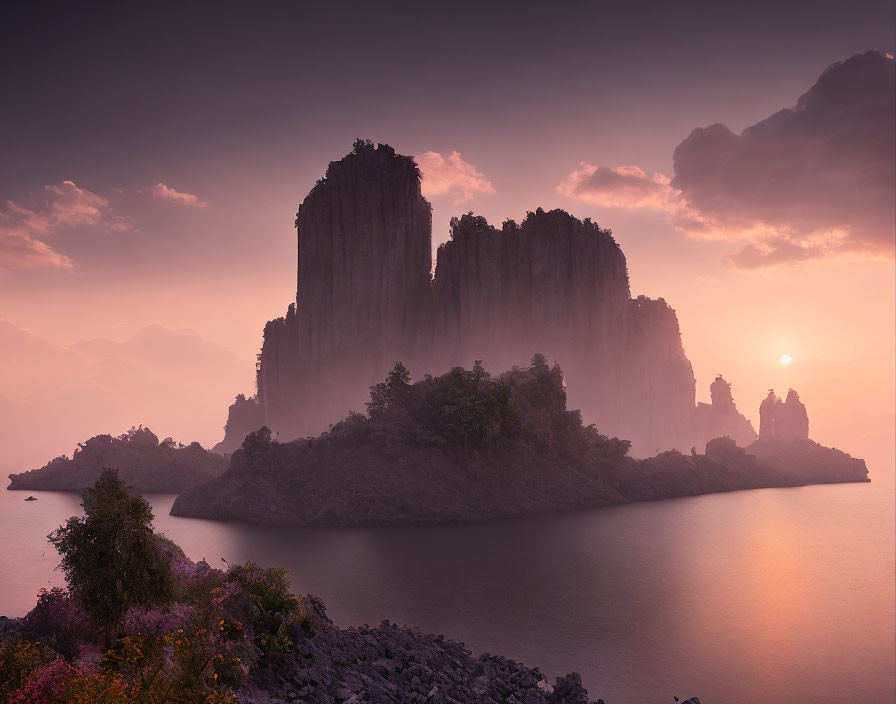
[1,0,893,471]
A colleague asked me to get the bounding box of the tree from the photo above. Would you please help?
[48,469,175,648]
[530,352,548,368]
[366,362,412,417]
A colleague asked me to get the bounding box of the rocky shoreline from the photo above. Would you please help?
[239,595,702,704]
[0,597,702,704]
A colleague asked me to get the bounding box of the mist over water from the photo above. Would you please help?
[3,443,892,704]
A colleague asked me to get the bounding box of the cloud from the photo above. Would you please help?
[151,182,207,208]
[0,181,134,271]
[557,164,674,210]
[558,51,895,269]
[416,151,495,202]
[724,238,825,269]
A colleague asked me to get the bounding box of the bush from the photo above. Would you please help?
[0,640,55,700]
[219,562,300,659]
[20,589,87,662]
[8,656,73,704]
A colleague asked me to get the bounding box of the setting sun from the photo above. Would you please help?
[780,353,793,365]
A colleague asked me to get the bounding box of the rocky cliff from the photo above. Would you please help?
[692,375,757,452]
[759,388,810,441]
[217,141,698,457]
[748,387,865,483]
[430,211,695,456]
[255,141,432,445]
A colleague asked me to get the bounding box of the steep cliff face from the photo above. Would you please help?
[258,141,433,441]
[213,393,264,454]
[221,142,700,456]
[620,296,696,455]
[429,210,694,455]
[692,375,758,452]
[759,388,809,441]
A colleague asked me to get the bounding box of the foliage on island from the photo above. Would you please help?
[173,356,869,528]
[7,427,227,493]
[173,356,644,526]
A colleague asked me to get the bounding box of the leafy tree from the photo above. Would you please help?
[366,362,411,417]
[352,138,374,155]
[48,469,175,648]
[530,352,548,368]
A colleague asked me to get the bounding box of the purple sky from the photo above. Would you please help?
[0,0,893,471]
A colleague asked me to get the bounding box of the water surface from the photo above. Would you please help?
[1,467,893,704]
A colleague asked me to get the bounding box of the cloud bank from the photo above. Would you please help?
[417,151,495,202]
[0,181,134,271]
[151,182,207,207]
[558,51,895,268]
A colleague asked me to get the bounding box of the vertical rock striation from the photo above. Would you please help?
[218,142,703,456]
[257,141,432,441]
[692,375,758,452]
[759,388,809,441]
[428,210,695,455]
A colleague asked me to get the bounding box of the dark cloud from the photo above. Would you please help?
[672,50,895,266]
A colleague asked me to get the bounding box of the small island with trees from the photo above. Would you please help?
[7,427,227,494]
[171,356,868,527]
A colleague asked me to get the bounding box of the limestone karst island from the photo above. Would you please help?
[2,7,893,701]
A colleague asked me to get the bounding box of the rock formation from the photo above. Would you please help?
[239,594,610,704]
[692,375,757,452]
[747,387,860,483]
[758,388,809,441]
[430,211,695,456]
[217,141,698,457]
[253,141,432,444]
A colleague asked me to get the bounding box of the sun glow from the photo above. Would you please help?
[780,354,792,365]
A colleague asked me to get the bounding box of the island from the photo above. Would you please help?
[7,426,227,494]
[172,357,868,527]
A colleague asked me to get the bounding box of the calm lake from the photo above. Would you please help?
[1,459,893,704]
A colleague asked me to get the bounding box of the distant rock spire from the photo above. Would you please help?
[780,388,809,440]
[759,388,809,441]
[709,374,734,410]
[759,389,779,440]
[692,374,757,451]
